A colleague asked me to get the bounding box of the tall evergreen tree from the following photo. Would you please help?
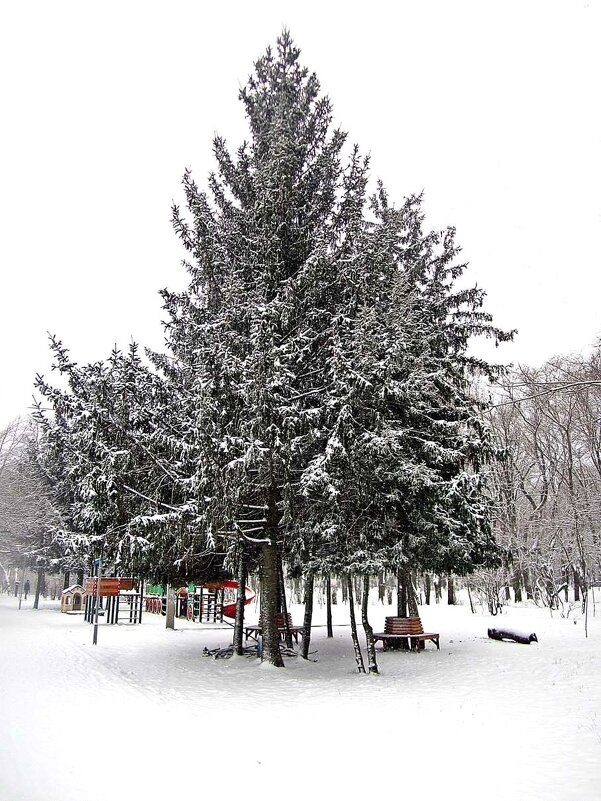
[155,32,511,664]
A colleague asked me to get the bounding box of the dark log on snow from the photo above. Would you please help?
[488,627,538,644]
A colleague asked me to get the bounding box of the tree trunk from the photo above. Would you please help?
[377,572,385,604]
[63,571,71,590]
[467,583,475,614]
[523,569,534,600]
[260,537,284,667]
[301,573,314,659]
[77,569,85,586]
[512,573,523,603]
[347,575,365,673]
[326,575,333,638]
[405,570,419,617]
[574,567,581,602]
[33,567,45,610]
[165,584,175,630]
[233,545,248,655]
[447,574,456,605]
[424,573,432,605]
[397,571,407,617]
[361,574,378,674]
[277,550,293,649]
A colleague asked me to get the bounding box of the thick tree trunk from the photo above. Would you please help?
[233,546,248,655]
[63,571,71,590]
[447,574,456,605]
[33,567,45,610]
[165,584,175,630]
[301,573,314,659]
[361,575,378,674]
[347,575,365,673]
[326,575,333,638]
[405,570,419,617]
[574,568,581,602]
[77,569,85,586]
[397,571,407,617]
[260,537,284,667]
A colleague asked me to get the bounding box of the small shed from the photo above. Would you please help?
[61,584,87,613]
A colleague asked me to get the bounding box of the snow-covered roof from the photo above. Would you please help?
[62,584,86,594]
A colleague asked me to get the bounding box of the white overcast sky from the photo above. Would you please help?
[1,0,600,427]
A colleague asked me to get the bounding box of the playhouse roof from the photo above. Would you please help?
[62,585,86,595]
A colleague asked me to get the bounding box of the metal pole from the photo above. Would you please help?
[93,558,102,645]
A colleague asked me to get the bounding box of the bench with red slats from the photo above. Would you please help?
[373,616,440,651]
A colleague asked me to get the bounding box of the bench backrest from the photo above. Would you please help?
[384,616,424,635]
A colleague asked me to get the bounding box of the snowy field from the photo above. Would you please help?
[1,593,600,801]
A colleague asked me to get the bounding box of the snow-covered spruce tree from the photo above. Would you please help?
[159,32,510,667]
[34,338,209,582]
[295,189,512,668]
[161,33,376,666]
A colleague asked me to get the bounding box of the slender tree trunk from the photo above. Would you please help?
[233,545,248,655]
[377,572,385,604]
[347,575,365,673]
[301,573,314,659]
[33,567,45,610]
[277,551,293,649]
[523,569,534,600]
[424,573,432,605]
[326,575,333,638]
[512,573,523,603]
[467,583,475,614]
[361,575,378,674]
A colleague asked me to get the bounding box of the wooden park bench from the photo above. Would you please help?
[244,612,304,644]
[373,616,440,652]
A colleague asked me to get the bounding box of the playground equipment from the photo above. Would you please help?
[61,584,87,613]
[83,577,143,624]
[144,580,255,623]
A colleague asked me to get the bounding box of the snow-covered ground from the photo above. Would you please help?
[1,593,600,801]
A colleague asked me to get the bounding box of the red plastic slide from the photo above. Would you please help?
[220,579,255,619]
